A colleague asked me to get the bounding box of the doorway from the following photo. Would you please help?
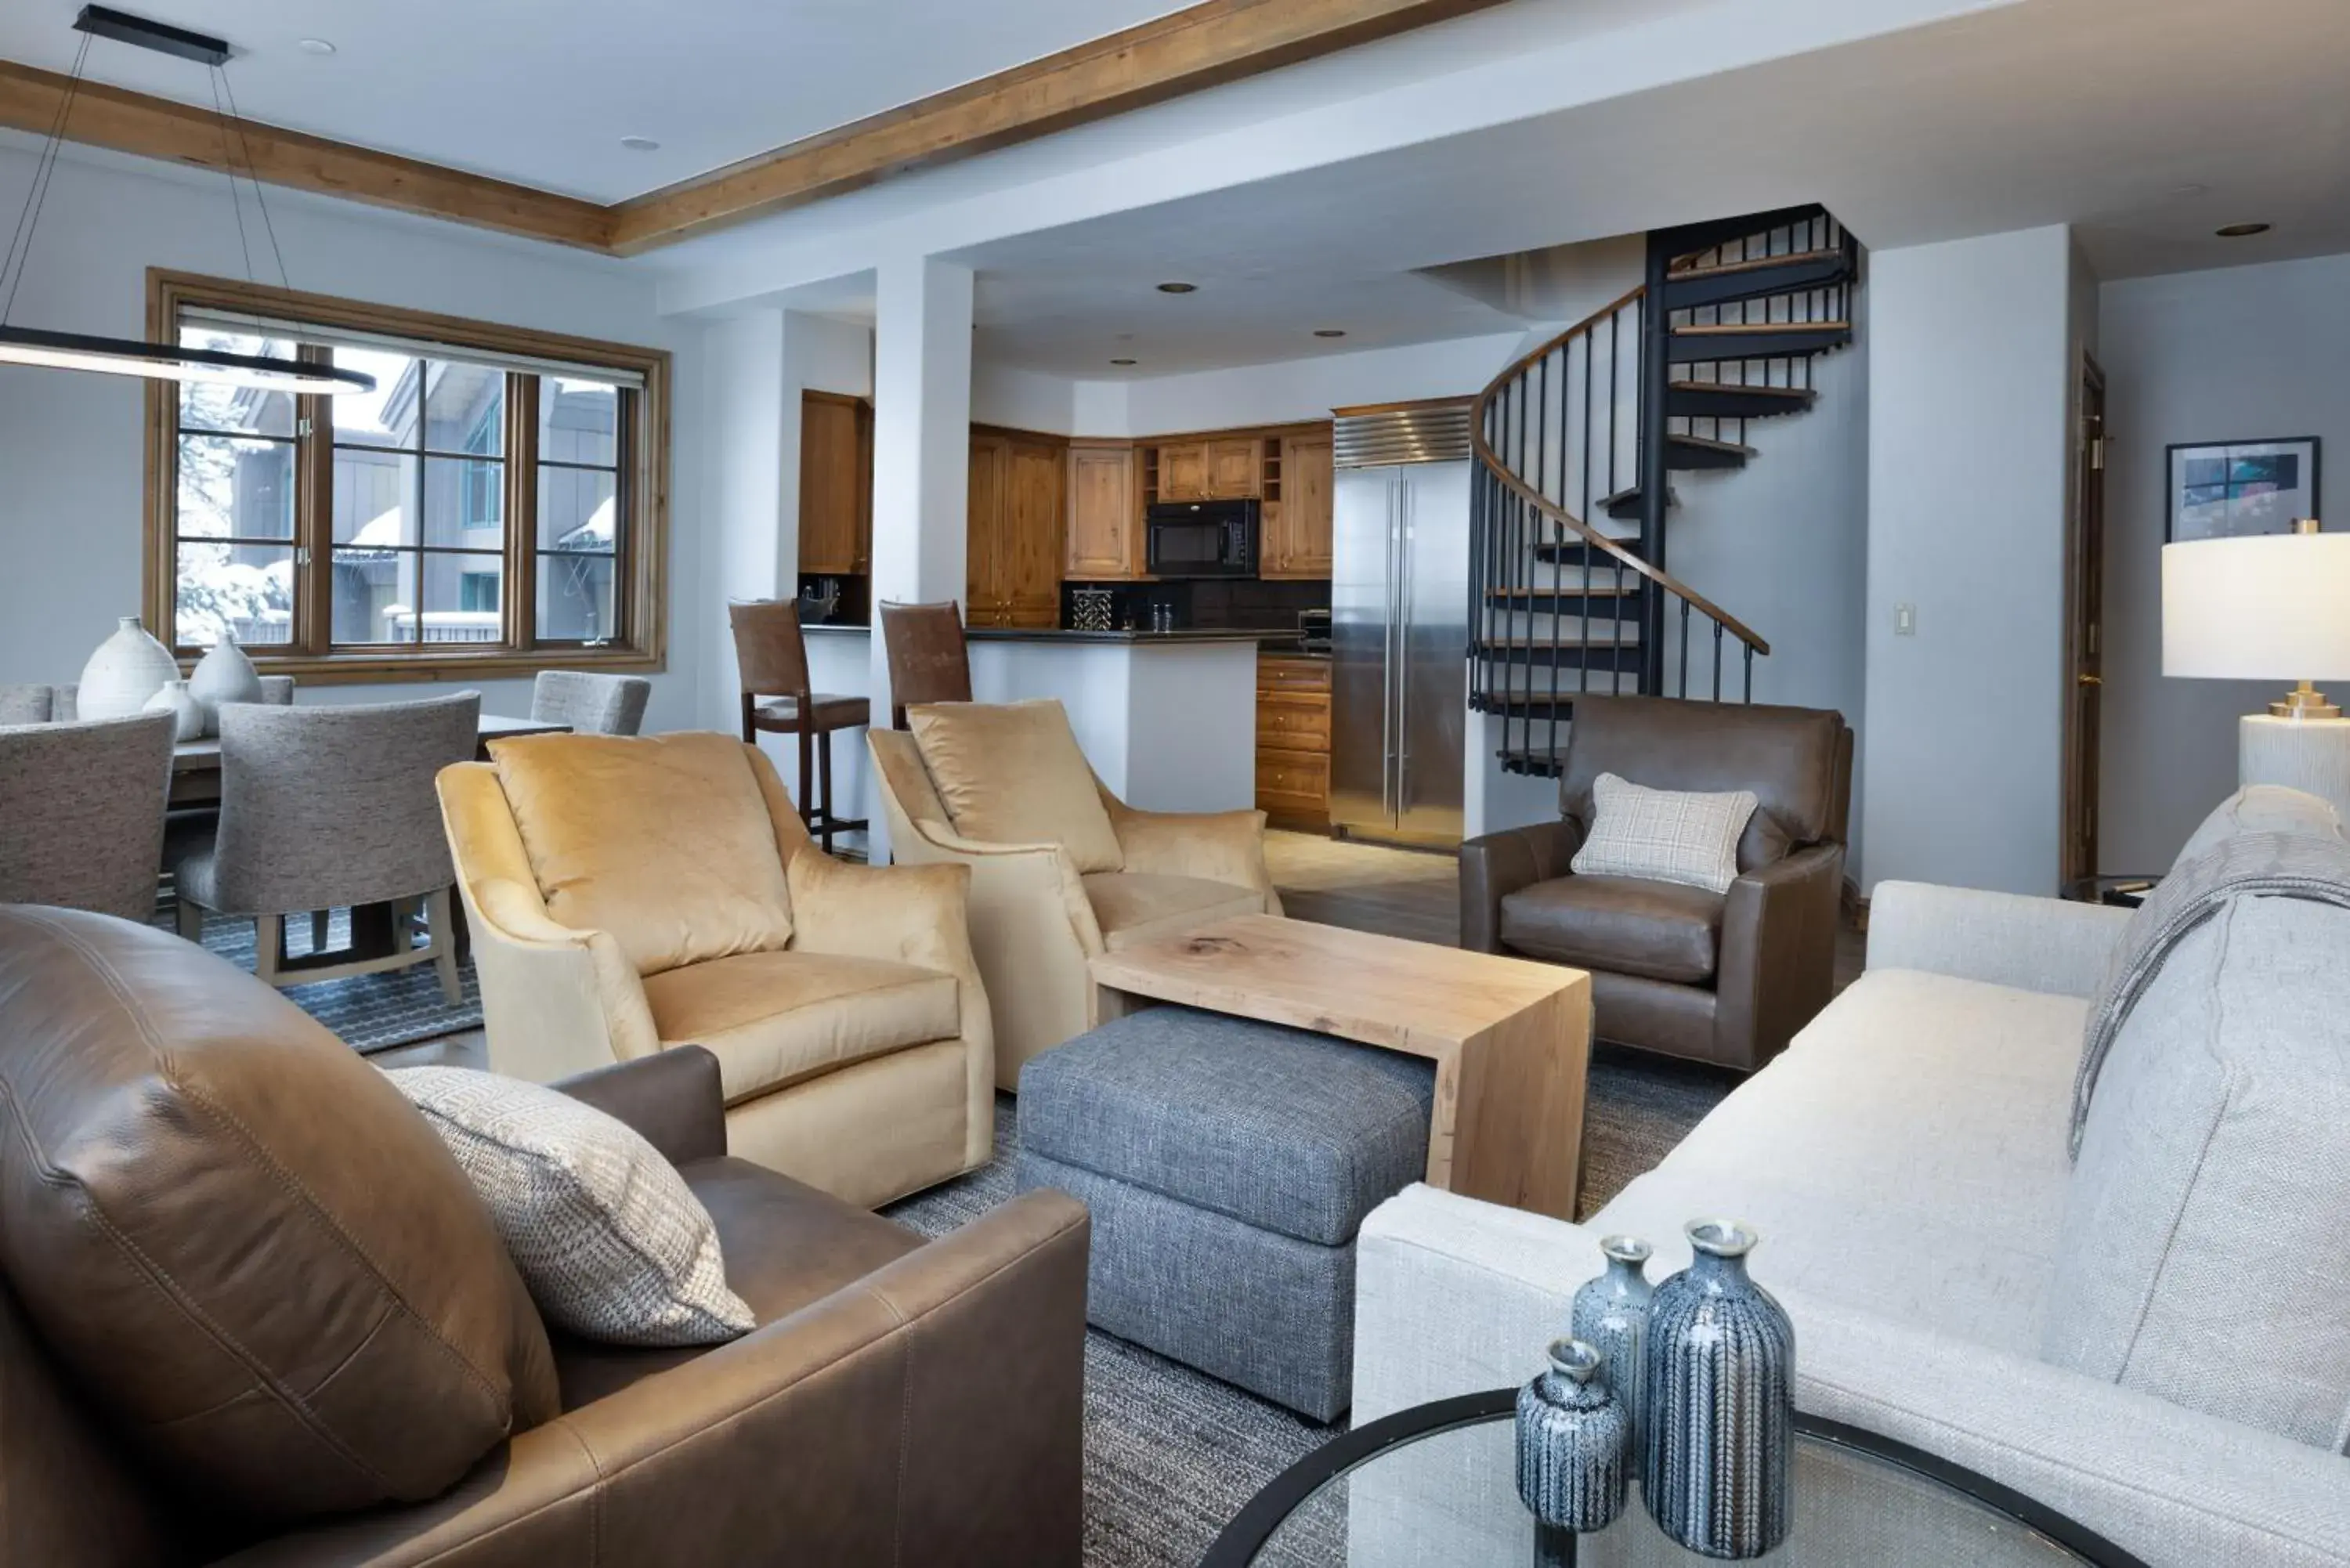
[2061,355,2107,886]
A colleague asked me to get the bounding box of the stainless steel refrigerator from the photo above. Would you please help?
[1329,402,1471,847]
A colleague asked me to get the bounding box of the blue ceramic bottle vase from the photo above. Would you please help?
[1643,1220,1795,1560]
[1568,1234,1654,1476]
[1515,1338,1630,1538]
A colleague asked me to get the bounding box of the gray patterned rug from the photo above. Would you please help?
[161,902,485,1053]
[884,1048,1730,1568]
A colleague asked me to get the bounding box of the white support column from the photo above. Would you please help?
[698,310,791,733]
[865,255,974,859]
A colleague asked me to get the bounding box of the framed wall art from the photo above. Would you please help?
[2167,437,2321,541]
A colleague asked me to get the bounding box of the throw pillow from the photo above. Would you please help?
[907,699,1126,873]
[490,732,795,976]
[1571,772,1758,894]
[389,1066,755,1348]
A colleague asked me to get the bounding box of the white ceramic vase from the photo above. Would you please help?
[142,678,205,742]
[189,632,263,735]
[77,616,179,721]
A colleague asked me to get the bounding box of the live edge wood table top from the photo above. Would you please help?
[1088,913,1593,1221]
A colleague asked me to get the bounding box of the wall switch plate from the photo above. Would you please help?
[1894,603,1917,637]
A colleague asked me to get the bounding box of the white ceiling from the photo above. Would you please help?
[906,0,2350,376]
[0,0,1191,201]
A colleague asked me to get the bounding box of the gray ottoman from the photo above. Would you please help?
[1015,1004,1434,1422]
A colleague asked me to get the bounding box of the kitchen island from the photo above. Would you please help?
[801,625,1264,857]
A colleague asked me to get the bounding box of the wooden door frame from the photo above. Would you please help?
[2060,351,2109,886]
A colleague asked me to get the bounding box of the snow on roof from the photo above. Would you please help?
[555,495,615,551]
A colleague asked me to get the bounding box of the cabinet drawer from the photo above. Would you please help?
[1256,702,1331,750]
[1256,748,1330,800]
[1256,656,1332,693]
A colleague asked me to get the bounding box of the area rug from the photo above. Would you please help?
[162,903,486,1053]
[884,1057,1730,1568]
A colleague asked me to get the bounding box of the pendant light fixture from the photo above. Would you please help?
[0,6,374,395]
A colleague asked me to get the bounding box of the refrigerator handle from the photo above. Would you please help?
[1396,479,1414,818]
[1379,478,1397,822]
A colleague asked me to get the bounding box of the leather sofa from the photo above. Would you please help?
[1459,696,1851,1072]
[439,730,994,1209]
[870,707,1281,1089]
[0,904,1087,1567]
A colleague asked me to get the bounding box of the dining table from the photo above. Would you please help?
[168,711,568,965]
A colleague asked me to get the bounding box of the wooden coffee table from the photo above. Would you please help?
[1089,914,1593,1220]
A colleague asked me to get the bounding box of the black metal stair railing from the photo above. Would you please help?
[1469,287,1770,778]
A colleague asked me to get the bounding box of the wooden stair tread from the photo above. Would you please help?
[1668,380,1816,398]
[1674,320,1852,337]
[1668,432,1759,457]
[1668,247,1845,280]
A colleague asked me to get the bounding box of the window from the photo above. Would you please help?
[146,271,668,681]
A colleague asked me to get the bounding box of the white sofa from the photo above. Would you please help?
[1354,795,2350,1567]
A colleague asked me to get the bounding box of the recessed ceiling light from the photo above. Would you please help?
[1155,282,1196,294]
[619,135,662,153]
[296,38,335,55]
[2215,222,2272,238]
[1111,358,1137,366]
[1313,328,1347,338]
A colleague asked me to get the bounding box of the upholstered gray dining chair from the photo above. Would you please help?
[528,670,650,735]
[0,712,175,920]
[172,692,480,1000]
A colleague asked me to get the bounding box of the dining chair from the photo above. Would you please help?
[0,713,175,921]
[172,692,480,1001]
[879,599,973,728]
[729,598,870,854]
[528,670,651,735]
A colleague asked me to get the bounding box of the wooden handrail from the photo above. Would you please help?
[1468,284,1771,658]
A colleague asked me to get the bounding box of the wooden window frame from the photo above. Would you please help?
[144,269,670,684]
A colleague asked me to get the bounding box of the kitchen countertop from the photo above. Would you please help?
[801,623,1320,652]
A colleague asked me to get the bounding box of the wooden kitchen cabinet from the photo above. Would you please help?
[1065,442,1144,579]
[1256,653,1333,826]
[1159,441,1209,502]
[1263,433,1334,579]
[1207,439,1260,498]
[797,391,872,575]
[967,430,1065,627]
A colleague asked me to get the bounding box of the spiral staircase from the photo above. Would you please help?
[1470,204,1860,775]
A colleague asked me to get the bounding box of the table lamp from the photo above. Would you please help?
[2163,518,2350,822]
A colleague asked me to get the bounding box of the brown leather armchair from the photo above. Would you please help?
[1461,697,1852,1073]
[0,905,1086,1568]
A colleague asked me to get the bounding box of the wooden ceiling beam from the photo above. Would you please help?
[0,60,615,252]
[606,0,1513,255]
[0,0,1509,258]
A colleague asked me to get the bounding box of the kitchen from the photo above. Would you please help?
[794,392,1469,851]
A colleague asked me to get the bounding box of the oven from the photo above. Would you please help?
[1145,499,1258,577]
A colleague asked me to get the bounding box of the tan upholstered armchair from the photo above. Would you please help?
[1461,695,1851,1074]
[869,702,1280,1089]
[439,731,992,1209]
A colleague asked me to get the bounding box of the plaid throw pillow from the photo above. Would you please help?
[389,1067,754,1347]
[1571,772,1759,894]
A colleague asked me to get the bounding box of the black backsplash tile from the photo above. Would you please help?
[1061,577,1330,632]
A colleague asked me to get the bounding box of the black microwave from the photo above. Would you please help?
[1146,499,1258,577]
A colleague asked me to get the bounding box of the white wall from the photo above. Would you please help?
[0,145,704,728]
[2096,251,2350,870]
[1668,278,1871,866]
[1862,224,2081,894]
[1118,332,1520,433]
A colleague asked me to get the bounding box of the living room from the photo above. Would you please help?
[2,1,2347,1565]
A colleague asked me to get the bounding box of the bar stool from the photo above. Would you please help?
[878,599,973,728]
[728,599,870,854]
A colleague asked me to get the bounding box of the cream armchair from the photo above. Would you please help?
[439,731,992,1209]
[870,721,1280,1089]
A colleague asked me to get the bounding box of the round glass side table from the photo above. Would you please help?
[1202,1389,2149,1567]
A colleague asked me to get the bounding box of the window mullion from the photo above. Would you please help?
[509,374,538,654]
[298,343,333,657]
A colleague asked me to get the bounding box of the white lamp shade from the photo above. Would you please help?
[2162,532,2350,680]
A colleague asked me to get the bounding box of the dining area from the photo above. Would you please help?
[0,647,650,1050]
